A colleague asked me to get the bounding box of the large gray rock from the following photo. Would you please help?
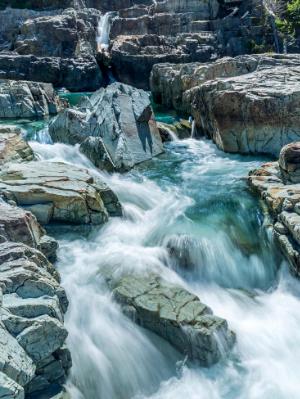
[110,274,235,366]
[49,83,164,171]
[150,54,300,114]
[0,161,122,225]
[191,63,300,156]
[0,200,58,261]
[0,80,61,118]
[0,125,34,165]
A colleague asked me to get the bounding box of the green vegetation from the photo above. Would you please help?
[276,0,300,36]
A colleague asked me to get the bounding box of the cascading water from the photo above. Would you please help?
[26,123,300,399]
[263,0,280,53]
[97,12,113,51]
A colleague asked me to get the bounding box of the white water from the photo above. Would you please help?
[191,120,196,138]
[29,136,300,399]
[97,12,113,51]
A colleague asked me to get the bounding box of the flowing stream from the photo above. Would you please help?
[18,117,300,398]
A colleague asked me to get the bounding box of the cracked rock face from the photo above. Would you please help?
[0,201,70,397]
[0,125,34,166]
[151,54,300,155]
[110,274,235,366]
[0,200,58,262]
[0,80,61,119]
[0,237,70,397]
[49,82,163,172]
[248,144,300,276]
[0,161,122,225]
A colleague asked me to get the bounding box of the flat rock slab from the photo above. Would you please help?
[0,161,122,225]
[111,274,235,366]
[49,82,164,172]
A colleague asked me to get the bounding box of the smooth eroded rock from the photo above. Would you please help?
[0,161,122,225]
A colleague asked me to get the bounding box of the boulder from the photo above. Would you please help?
[279,142,300,184]
[0,161,122,224]
[49,83,164,171]
[0,125,34,165]
[176,57,300,156]
[110,274,235,366]
[0,79,61,118]
[150,54,300,114]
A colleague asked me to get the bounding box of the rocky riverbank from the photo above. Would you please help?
[249,143,300,276]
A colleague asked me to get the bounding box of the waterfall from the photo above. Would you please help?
[97,12,113,51]
[164,125,179,141]
[191,120,196,138]
[263,0,280,53]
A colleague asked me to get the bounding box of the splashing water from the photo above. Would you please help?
[29,130,300,399]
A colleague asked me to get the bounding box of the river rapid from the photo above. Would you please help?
[13,118,300,399]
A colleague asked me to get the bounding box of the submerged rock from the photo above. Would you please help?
[249,143,300,276]
[0,125,34,165]
[110,274,235,366]
[0,161,122,225]
[49,82,163,171]
[0,80,61,119]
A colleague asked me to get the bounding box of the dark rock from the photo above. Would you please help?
[0,53,102,92]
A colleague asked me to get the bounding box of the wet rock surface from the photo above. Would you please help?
[249,143,300,276]
[110,274,235,366]
[0,161,122,225]
[49,82,163,171]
